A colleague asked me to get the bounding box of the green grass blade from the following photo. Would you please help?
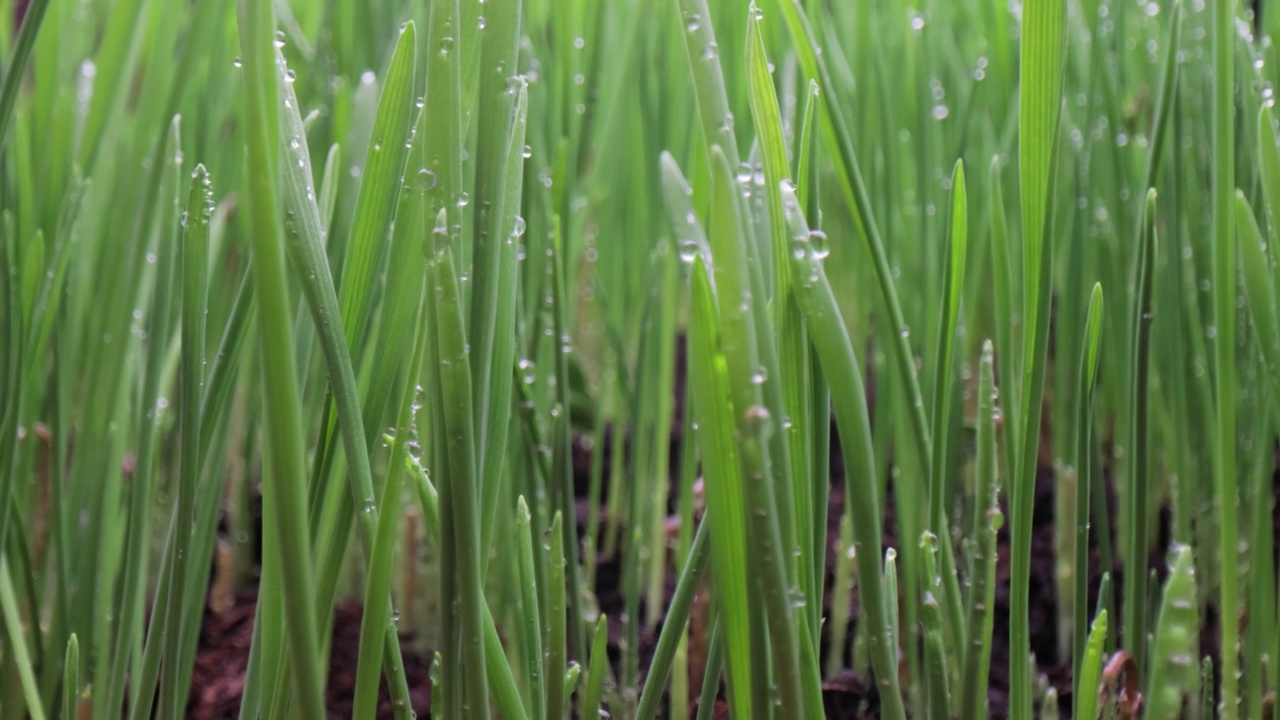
[636,515,711,720]
[580,615,609,720]
[686,247,754,718]
[352,298,425,718]
[235,0,325,714]
[1011,0,1067,713]
[515,496,546,720]
[1072,284,1105,687]
[1145,546,1199,719]
[1123,189,1158,668]
[1074,610,1108,720]
[1212,0,1241,714]
[781,181,905,720]
[64,634,79,719]
[158,162,212,720]
[961,340,1004,720]
[336,22,415,344]
[0,558,45,720]
[0,0,51,153]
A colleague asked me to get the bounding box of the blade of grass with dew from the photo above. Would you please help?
[1145,545,1199,719]
[688,156,757,719]
[781,181,906,720]
[770,0,932,477]
[545,510,566,720]
[158,163,212,720]
[235,0,325,714]
[515,496,546,720]
[745,7,805,614]
[270,39,414,715]
[1011,0,1067,713]
[920,587,950,720]
[636,515,711,720]
[335,22,415,346]
[470,0,524,554]
[400,442,529,720]
[352,294,427,719]
[1212,0,1241,713]
[1123,188,1158,669]
[961,339,1004,720]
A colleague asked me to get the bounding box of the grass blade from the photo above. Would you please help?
[235,0,325,714]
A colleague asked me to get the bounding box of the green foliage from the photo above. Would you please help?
[1,0,1276,717]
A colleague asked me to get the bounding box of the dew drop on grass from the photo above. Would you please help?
[457,191,470,207]
[274,30,286,48]
[284,68,296,83]
[477,15,486,29]
[678,240,698,263]
[418,168,437,189]
[808,229,830,259]
[361,70,376,85]
[522,144,532,158]
[232,56,242,68]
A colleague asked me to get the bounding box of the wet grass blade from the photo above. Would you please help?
[961,340,1004,720]
[781,182,905,720]
[158,163,212,719]
[685,247,754,718]
[1145,546,1199,719]
[235,0,325,714]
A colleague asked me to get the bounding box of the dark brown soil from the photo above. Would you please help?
[186,593,434,719]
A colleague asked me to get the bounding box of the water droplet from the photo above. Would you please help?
[232,56,242,68]
[274,30,286,48]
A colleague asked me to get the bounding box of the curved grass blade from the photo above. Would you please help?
[0,558,44,720]
[780,182,905,720]
[0,0,51,152]
[636,515,711,720]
